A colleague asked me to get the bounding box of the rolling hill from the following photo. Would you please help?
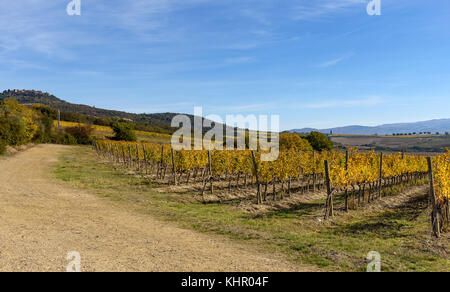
[0,89,243,136]
[0,89,180,132]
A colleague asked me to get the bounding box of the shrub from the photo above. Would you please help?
[0,98,39,145]
[0,116,28,146]
[0,139,6,155]
[61,133,78,145]
[279,132,313,151]
[64,124,94,145]
[111,122,137,142]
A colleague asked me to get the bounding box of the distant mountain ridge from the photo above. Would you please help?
[291,119,450,135]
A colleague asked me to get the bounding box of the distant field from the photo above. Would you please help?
[331,134,450,153]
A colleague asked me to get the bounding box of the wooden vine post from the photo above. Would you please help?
[251,151,261,204]
[107,143,111,161]
[102,143,107,158]
[324,160,333,219]
[142,144,148,174]
[378,153,383,199]
[127,145,132,168]
[202,150,214,197]
[121,145,126,165]
[159,145,164,178]
[345,149,349,212]
[136,144,140,172]
[312,151,316,192]
[171,149,177,185]
[110,143,114,162]
[427,157,441,238]
[208,150,213,194]
[115,145,119,164]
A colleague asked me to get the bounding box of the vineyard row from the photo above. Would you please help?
[94,140,449,236]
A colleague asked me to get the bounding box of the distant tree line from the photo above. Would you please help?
[392,132,445,136]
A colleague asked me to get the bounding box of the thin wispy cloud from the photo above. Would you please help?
[316,56,347,68]
[316,53,354,68]
[223,41,266,50]
[293,0,366,21]
[0,1,59,54]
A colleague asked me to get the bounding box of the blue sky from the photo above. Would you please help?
[0,0,449,130]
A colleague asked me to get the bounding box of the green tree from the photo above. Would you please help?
[305,131,333,152]
[111,122,137,142]
[279,132,313,151]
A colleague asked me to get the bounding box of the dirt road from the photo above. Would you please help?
[0,145,310,272]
